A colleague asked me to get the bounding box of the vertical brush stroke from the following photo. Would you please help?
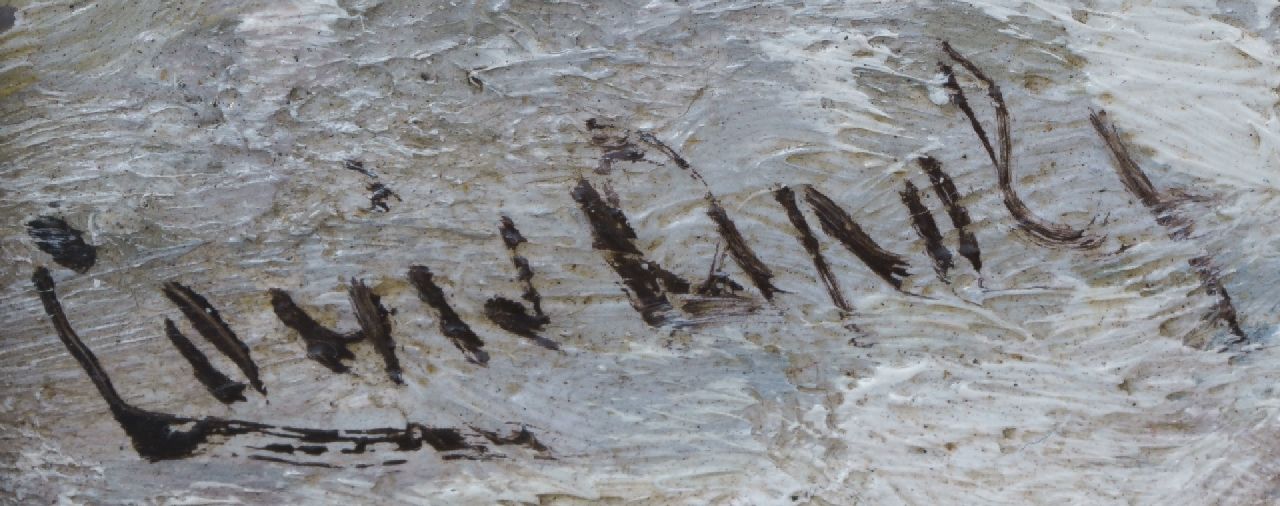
[408,266,490,365]
[705,199,781,300]
[26,216,97,274]
[1090,110,1247,344]
[918,156,982,273]
[900,180,955,280]
[347,279,403,383]
[803,186,911,289]
[161,281,266,395]
[941,41,1101,249]
[269,288,361,373]
[570,177,690,325]
[774,186,850,312]
[163,319,248,404]
[484,216,560,350]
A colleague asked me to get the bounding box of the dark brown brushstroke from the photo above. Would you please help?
[248,455,339,468]
[163,319,247,404]
[38,267,254,460]
[255,443,329,455]
[483,298,559,351]
[500,216,547,319]
[344,159,375,178]
[26,216,96,274]
[33,268,540,463]
[628,127,777,300]
[475,425,550,453]
[408,266,490,365]
[803,186,911,289]
[774,186,851,312]
[348,278,403,383]
[161,281,266,395]
[941,41,1101,249]
[918,157,982,272]
[571,177,690,325]
[694,244,745,297]
[1189,256,1247,344]
[1088,110,1190,236]
[706,199,781,300]
[1089,112,1162,208]
[900,180,955,280]
[484,216,559,350]
[268,288,361,373]
[634,131,707,186]
[367,182,401,212]
[1090,110,1247,344]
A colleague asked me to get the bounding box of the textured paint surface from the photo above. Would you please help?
[3,0,1280,504]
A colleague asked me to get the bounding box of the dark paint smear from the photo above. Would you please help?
[163,319,247,405]
[803,186,911,289]
[634,131,707,186]
[476,426,550,453]
[367,182,401,212]
[941,42,1101,249]
[1090,110,1247,344]
[347,279,403,383]
[269,288,360,374]
[26,216,96,274]
[500,216,547,318]
[900,180,955,280]
[255,443,329,456]
[0,6,13,34]
[484,297,560,351]
[161,281,266,395]
[33,268,531,464]
[694,247,745,298]
[775,186,851,312]
[597,145,646,174]
[343,159,375,178]
[1088,110,1192,236]
[918,157,982,273]
[571,178,689,326]
[407,266,490,365]
[249,455,338,468]
[484,216,559,349]
[706,199,781,300]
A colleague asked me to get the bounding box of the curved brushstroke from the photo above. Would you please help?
[941,41,1101,249]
